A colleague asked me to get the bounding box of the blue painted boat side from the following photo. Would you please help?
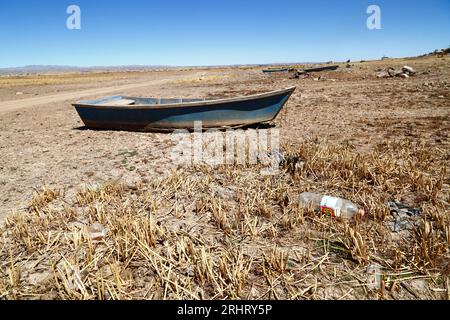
[73,87,295,131]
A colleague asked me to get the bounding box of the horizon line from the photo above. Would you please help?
[1,48,447,71]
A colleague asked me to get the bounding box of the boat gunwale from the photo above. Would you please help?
[73,86,296,110]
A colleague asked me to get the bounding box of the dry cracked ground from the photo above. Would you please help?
[0,55,449,300]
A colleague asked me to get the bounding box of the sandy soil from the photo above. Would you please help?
[1,56,448,222]
[0,56,448,300]
[0,68,240,220]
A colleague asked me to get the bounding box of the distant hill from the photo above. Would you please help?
[0,65,175,75]
[0,63,317,76]
[2,47,448,76]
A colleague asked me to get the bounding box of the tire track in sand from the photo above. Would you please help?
[0,73,202,115]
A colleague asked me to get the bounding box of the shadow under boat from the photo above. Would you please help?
[73,121,277,133]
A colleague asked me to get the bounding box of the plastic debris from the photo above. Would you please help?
[89,222,108,241]
[299,192,364,219]
[366,263,383,290]
[385,201,421,232]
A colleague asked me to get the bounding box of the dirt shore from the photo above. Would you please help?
[0,56,448,300]
[1,57,448,222]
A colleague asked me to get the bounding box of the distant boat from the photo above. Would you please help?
[263,65,339,74]
[73,87,296,131]
[301,65,339,73]
[262,68,290,73]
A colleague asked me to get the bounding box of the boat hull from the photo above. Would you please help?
[262,68,290,73]
[73,87,295,131]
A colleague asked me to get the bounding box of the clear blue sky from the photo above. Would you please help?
[0,0,449,67]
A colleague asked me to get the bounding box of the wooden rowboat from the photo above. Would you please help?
[301,65,339,73]
[262,68,290,73]
[73,87,296,131]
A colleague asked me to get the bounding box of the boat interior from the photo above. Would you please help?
[82,95,207,106]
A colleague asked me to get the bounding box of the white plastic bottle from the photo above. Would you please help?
[299,192,364,219]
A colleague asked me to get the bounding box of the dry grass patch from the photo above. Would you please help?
[1,138,448,299]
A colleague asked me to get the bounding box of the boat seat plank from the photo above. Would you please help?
[99,99,136,106]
